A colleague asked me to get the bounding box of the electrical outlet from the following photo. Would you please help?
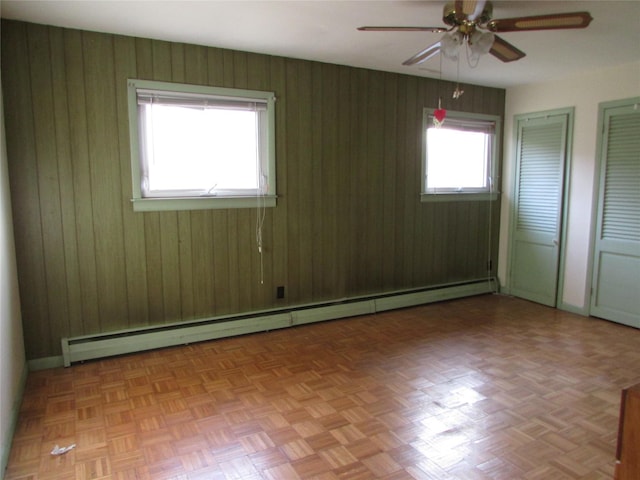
[276,286,285,299]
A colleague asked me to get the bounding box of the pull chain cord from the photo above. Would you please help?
[255,111,266,285]
[256,185,266,285]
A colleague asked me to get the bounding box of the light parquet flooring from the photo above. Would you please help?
[5,294,640,479]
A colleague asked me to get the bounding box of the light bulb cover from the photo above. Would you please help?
[469,31,495,55]
[441,32,464,60]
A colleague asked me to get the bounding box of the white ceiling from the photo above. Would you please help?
[2,0,639,88]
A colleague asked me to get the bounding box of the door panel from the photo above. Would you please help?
[591,100,640,327]
[510,114,569,307]
[511,239,558,304]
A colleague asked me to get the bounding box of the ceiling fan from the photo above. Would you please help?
[358,0,593,66]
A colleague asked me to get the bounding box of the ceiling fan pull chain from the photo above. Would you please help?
[453,56,464,99]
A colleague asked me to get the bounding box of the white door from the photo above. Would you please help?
[509,111,571,307]
[590,99,640,328]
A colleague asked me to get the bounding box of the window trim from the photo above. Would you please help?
[127,79,277,212]
[420,109,500,203]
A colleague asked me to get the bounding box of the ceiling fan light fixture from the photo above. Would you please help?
[357,1,592,67]
[441,29,494,65]
[441,31,464,60]
[469,30,495,56]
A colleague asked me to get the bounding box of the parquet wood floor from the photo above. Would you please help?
[5,294,640,479]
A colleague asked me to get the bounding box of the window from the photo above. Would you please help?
[421,110,500,202]
[127,79,276,211]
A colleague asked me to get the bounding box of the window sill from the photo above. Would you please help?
[420,192,499,203]
[132,195,277,212]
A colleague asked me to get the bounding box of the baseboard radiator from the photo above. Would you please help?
[61,278,495,367]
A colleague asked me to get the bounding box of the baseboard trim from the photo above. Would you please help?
[47,278,495,368]
[558,301,589,317]
[1,362,28,475]
[496,290,590,318]
[27,355,64,371]
[375,280,495,311]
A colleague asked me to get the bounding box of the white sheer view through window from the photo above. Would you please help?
[426,128,489,190]
[128,79,276,212]
[422,111,499,200]
[143,105,260,194]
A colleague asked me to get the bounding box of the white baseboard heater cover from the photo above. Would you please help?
[61,279,495,367]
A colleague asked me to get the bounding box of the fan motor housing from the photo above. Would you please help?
[443,1,493,26]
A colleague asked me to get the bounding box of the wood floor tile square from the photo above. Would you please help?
[5,295,640,479]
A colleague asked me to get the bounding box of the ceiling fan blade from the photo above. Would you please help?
[487,11,593,32]
[489,35,526,62]
[358,26,447,33]
[403,41,442,66]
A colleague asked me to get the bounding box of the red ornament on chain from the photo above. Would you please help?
[433,96,446,127]
[433,108,447,127]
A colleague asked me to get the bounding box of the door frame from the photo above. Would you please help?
[586,96,640,320]
[507,107,574,307]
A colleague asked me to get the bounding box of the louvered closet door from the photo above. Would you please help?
[591,100,640,328]
[510,114,569,306]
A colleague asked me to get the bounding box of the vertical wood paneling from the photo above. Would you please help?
[423,202,437,281]
[2,20,505,359]
[402,76,418,286]
[296,60,314,302]
[64,29,101,336]
[82,31,128,331]
[143,213,163,322]
[336,66,352,298]
[113,34,149,329]
[284,59,301,303]
[2,22,49,359]
[415,79,436,285]
[453,202,469,280]
[270,56,288,304]
[349,69,364,293]
[466,201,481,278]
[50,27,84,336]
[471,83,484,114]
[27,25,70,354]
[318,63,339,299]
[382,73,398,291]
[190,209,214,318]
[311,61,324,300]
[365,70,385,293]
[247,52,274,308]
[392,74,408,288]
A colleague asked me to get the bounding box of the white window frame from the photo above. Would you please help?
[127,79,277,212]
[421,109,500,202]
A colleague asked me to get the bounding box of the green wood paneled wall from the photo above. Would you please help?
[1,20,505,360]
